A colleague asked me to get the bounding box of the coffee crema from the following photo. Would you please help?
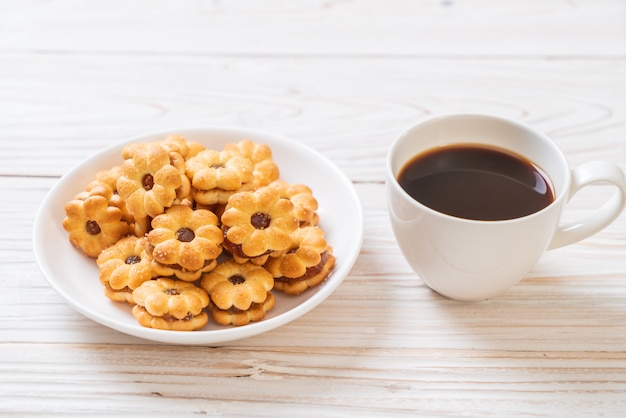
[397,144,555,221]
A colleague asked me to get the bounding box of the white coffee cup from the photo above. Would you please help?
[386,114,626,301]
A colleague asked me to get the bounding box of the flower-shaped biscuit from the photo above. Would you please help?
[123,135,205,161]
[96,236,155,303]
[185,150,254,205]
[84,166,135,226]
[63,194,130,257]
[71,167,119,204]
[267,180,319,226]
[200,259,276,325]
[209,292,276,327]
[121,141,149,161]
[87,166,123,194]
[221,186,299,263]
[200,259,274,313]
[264,226,328,278]
[265,226,335,294]
[132,278,209,331]
[148,205,224,281]
[223,140,279,188]
[116,143,187,220]
[169,151,192,200]
[161,134,206,160]
[273,249,335,295]
[159,134,192,157]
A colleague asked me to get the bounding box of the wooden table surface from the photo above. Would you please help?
[2,1,626,416]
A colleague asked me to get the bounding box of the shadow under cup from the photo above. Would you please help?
[386,114,571,301]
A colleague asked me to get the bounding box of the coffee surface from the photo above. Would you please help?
[397,144,554,221]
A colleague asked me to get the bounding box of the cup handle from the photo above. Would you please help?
[548,161,626,250]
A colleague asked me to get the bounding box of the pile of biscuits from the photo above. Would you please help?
[62,134,335,331]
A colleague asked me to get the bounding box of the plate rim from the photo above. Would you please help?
[33,126,364,345]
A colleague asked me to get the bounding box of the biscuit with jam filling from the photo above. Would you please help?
[221,186,299,265]
[132,278,209,331]
[159,134,195,159]
[223,140,279,189]
[267,180,319,226]
[185,149,255,206]
[63,194,130,258]
[116,142,189,221]
[123,134,205,161]
[87,166,122,194]
[209,292,276,327]
[200,259,275,326]
[273,250,335,295]
[84,166,136,228]
[96,236,155,303]
[265,226,335,294]
[148,205,224,281]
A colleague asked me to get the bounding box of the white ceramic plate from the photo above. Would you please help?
[33,127,363,345]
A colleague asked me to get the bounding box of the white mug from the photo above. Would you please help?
[386,114,626,301]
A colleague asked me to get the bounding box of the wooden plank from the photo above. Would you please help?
[0,0,624,56]
[1,343,626,416]
[0,54,624,180]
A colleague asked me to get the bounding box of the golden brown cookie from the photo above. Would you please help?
[130,215,152,238]
[168,149,192,200]
[124,134,205,161]
[116,142,188,221]
[86,166,123,195]
[121,141,149,161]
[185,149,254,205]
[132,278,209,331]
[223,140,279,189]
[267,180,319,226]
[221,186,299,264]
[148,205,224,281]
[265,226,335,294]
[200,259,275,326]
[71,185,112,204]
[159,134,193,158]
[273,249,335,295]
[96,236,155,303]
[63,194,130,258]
[209,292,276,327]
[84,166,136,227]
[264,226,328,278]
[200,259,274,310]
[186,141,206,159]
[71,167,118,204]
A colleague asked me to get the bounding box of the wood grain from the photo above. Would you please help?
[0,54,624,181]
[1,0,624,56]
[1,1,626,417]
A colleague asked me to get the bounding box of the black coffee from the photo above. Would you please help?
[397,144,554,221]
